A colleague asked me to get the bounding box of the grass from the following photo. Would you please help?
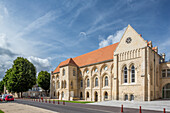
[0,110,4,113]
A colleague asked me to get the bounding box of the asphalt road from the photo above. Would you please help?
[12,99,168,113]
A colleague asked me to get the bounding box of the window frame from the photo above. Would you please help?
[131,65,135,83]
[95,77,98,87]
[124,67,128,83]
[105,76,108,86]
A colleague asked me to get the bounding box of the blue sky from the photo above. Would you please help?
[0,0,170,80]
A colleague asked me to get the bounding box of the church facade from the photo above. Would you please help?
[50,25,170,101]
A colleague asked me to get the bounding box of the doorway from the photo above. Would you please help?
[95,92,98,102]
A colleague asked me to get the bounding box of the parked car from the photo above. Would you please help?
[5,95,14,101]
[2,94,10,101]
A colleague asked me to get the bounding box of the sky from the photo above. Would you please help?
[0,0,170,80]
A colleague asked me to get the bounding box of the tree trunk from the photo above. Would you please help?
[21,92,23,98]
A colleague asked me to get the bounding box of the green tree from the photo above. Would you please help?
[37,71,50,96]
[4,57,36,97]
[0,80,4,94]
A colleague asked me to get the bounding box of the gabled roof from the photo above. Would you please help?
[53,42,119,73]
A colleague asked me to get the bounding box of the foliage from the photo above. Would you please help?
[37,71,50,91]
[0,81,4,94]
[3,57,36,96]
[0,110,4,113]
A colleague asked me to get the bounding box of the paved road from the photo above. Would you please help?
[13,99,168,113]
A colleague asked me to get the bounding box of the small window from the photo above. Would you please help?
[95,68,98,72]
[167,69,170,77]
[58,82,60,88]
[71,81,73,89]
[63,69,65,76]
[86,70,89,74]
[162,70,166,77]
[87,79,90,87]
[95,77,98,87]
[125,94,128,101]
[73,69,76,76]
[104,66,108,71]
[130,94,134,101]
[80,80,83,87]
[87,92,89,98]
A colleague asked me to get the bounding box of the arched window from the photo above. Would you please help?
[124,67,128,83]
[104,92,108,99]
[95,77,98,87]
[95,68,98,72]
[131,65,135,83]
[124,94,128,101]
[130,94,134,101]
[80,80,83,87]
[73,69,76,76]
[105,76,108,86]
[87,79,90,87]
[87,92,89,98]
[62,92,64,98]
[63,69,65,76]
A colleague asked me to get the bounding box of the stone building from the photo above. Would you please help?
[50,25,170,101]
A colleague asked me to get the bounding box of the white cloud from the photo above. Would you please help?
[99,27,126,48]
[28,56,51,72]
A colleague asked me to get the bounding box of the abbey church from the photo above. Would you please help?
[50,25,170,101]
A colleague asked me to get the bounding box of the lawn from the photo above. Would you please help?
[0,110,4,113]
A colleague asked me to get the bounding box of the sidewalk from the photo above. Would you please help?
[88,100,170,112]
[0,102,58,113]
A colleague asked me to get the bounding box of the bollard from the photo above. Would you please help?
[42,98,44,103]
[49,99,51,103]
[58,100,59,104]
[139,106,142,113]
[53,100,55,104]
[45,99,47,103]
[121,104,123,112]
[164,108,166,113]
[63,101,65,105]
[39,99,40,102]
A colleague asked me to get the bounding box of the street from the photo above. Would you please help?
[4,99,167,113]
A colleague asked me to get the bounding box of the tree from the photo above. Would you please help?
[37,71,50,96]
[0,80,4,94]
[4,57,36,97]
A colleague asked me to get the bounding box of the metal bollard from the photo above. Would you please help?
[49,99,51,103]
[121,104,123,112]
[53,100,55,104]
[164,108,166,113]
[58,100,59,104]
[45,99,47,103]
[139,106,142,113]
[63,101,65,105]
[42,98,44,103]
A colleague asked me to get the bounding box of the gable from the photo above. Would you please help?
[114,25,147,55]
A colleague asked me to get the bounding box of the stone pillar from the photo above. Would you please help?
[113,55,118,100]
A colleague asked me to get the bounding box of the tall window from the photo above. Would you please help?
[73,69,76,76]
[162,70,166,77]
[87,79,90,87]
[95,77,98,87]
[63,69,65,76]
[87,92,89,98]
[105,76,108,86]
[124,67,128,83]
[167,69,170,77]
[64,81,67,88]
[62,81,64,88]
[81,80,83,87]
[131,65,135,83]
[104,92,108,99]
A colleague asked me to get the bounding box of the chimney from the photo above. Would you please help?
[147,41,152,48]
[162,53,166,62]
[152,46,158,53]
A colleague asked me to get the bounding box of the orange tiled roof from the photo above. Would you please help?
[53,42,119,73]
